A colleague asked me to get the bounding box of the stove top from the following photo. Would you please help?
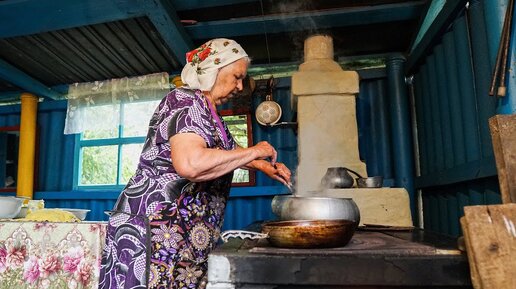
[248,230,438,255]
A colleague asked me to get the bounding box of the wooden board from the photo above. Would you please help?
[461,204,516,289]
[489,114,516,203]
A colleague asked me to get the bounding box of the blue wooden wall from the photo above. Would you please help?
[0,75,402,230]
[0,82,298,230]
[410,1,506,236]
[2,0,511,234]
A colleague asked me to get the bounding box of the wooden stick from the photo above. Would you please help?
[489,1,511,96]
[498,0,514,97]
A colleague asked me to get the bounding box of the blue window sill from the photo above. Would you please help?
[34,186,290,200]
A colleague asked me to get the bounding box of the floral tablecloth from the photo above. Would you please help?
[0,221,107,289]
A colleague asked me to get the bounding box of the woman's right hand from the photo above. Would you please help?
[251,141,277,165]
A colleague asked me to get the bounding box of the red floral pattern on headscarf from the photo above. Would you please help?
[186,43,212,64]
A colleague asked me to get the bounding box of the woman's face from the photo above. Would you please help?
[208,58,249,105]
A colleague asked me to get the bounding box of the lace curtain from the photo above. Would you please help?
[64,73,170,134]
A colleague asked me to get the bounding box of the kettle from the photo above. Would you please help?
[321,167,363,189]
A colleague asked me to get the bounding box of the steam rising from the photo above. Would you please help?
[273,0,320,62]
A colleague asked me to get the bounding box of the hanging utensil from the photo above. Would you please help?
[255,76,282,126]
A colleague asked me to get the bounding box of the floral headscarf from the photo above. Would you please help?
[180,38,248,91]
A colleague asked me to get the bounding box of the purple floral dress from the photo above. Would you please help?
[98,88,236,289]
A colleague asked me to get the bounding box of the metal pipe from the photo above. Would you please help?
[386,56,415,219]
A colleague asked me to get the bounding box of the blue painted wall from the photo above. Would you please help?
[0,88,296,230]
[410,1,507,236]
[0,75,402,230]
[3,0,512,234]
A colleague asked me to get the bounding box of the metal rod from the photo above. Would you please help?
[489,0,513,96]
[498,0,514,97]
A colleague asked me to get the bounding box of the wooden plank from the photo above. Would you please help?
[460,216,482,289]
[489,114,516,203]
[461,204,516,289]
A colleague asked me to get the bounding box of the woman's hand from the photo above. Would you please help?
[250,141,278,164]
[260,161,292,186]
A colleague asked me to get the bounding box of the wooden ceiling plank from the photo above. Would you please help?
[0,0,146,38]
[143,0,194,65]
[0,58,61,100]
[185,1,425,39]
[172,0,257,11]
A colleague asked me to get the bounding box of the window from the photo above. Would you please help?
[74,101,160,189]
[74,103,255,189]
[220,112,255,186]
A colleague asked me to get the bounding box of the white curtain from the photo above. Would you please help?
[64,73,170,134]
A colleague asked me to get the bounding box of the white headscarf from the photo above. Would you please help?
[181,38,248,91]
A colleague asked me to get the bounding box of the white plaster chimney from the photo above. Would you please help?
[291,35,367,196]
[289,35,413,228]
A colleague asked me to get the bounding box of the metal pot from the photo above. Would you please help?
[271,195,360,225]
[221,219,356,248]
[356,176,383,188]
[321,166,368,188]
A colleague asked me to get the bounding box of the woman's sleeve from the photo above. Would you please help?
[155,93,213,146]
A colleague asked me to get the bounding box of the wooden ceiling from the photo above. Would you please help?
[0,0,426,101]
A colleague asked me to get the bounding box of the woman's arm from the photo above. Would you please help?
[170,132,277,182]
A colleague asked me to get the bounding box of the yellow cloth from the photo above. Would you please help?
[20,209,80,222]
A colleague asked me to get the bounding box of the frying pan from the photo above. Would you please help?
[221,219,356,249]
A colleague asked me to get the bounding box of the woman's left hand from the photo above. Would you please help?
[261,161,291,185]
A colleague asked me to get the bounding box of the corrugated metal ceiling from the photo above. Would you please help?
[0,17,180,87]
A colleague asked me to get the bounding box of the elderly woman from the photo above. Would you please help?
[98,39,291,289]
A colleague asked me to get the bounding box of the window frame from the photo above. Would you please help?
[73,103,146,190]
[219,109,256,187]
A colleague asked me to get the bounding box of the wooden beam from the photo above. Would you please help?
[0,59,61,100]
[185,1,425,39]
[144,0,193,65]
[0,0,146,38]
[172,0,257,10]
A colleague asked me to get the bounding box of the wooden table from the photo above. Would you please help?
[207,228,472,289]
[0,221,107,289]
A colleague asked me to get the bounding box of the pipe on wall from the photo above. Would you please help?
[16,93,38,199]
[386,56,416,217]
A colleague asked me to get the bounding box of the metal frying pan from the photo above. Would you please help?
[221,219,356,249]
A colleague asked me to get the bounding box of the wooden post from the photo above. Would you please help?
[489,114,516,203]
